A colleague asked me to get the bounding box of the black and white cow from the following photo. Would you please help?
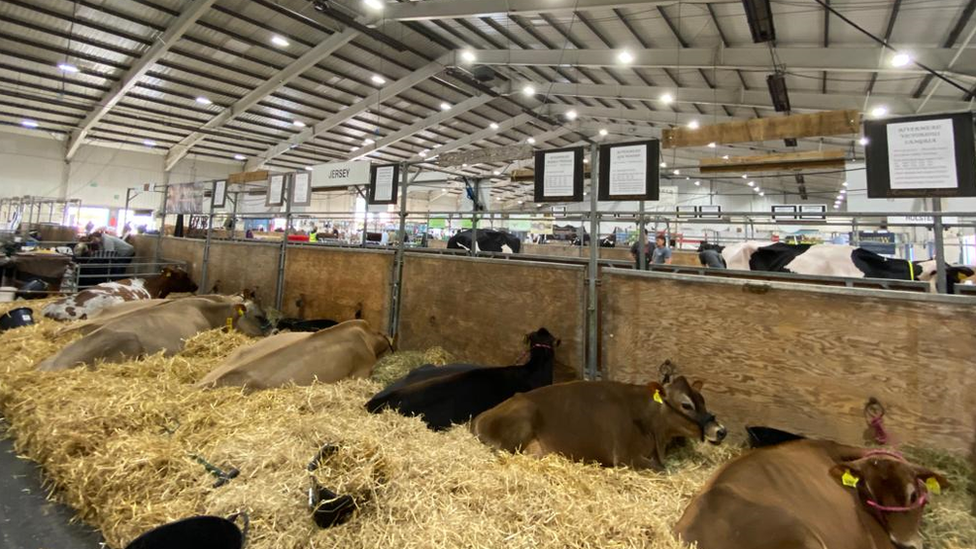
[723,241,975,293]
[447,229,521,253]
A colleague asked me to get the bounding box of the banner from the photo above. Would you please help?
[310,161,371,189]
[165,182,208,214]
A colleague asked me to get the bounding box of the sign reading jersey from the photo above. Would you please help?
[309,161,371,189]
[864,111,976,198]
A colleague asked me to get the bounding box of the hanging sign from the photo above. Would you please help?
[266,174,286,207]
[798,204,826,220]
[369,164,399,205]
[698,205,722,218]
[310,160,371,189]
[534,147,584,202]
[212,180,227,209]
[291,172,312,206]
[598,140,660,201]
[771,204,797,221]
[864,111,976,198]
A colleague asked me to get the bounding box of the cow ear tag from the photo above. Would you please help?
[225,317,233,330]
[925,477,941,495]
[841,469,860,488]
[653,390,664,405]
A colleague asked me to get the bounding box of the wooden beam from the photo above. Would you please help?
[663,110,861,148]
[227,170,270,185]
[699,150,848,174]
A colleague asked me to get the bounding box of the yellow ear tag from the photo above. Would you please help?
[225,317,233,330]
[238,308,245,317]
[842,470,860,488]
[653,390,664,405]
[925,477,941,495]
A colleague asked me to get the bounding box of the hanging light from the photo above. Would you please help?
[747,181,755,187]
[440,102,451,111]
[891,53,912,67]
[371,74,386,85]
[233,154,246,160]
[859,137,869,146]
[57,63,79,73]
[660,93,674,104]
[688,120,700,130]
[522,85,536,97]
[527,137,536,144]
[870,105,889,118]
[271,35,290,47]
[599,128,608,136]
[21,119,39,128]
[143,139,157,147]
[293,120,307,128]
[461,50,477,63]
[489,122,499,130]
[660,162,667,168]
[565,109,578,120]
[362,0,384,10]
[617,50,634,64]
[195,96,212,105]
[707,142,716,148]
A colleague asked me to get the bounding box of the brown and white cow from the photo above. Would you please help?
[43,266,198,321]
[36,295,270,371]
[675,439,949,549]
[197,319,392,391]
[471,376,726,471]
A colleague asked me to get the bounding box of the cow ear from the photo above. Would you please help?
[828,464,862,489]
[647,382,665,403]
[913,467,950,493]
[691,379,704,391]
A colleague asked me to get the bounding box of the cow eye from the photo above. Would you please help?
[681,402,694,411]
[909,491,918,503]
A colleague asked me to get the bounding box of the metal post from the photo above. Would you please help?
[230,190,239,240]
[122,188,132,236]
[275,176,293,310]
[200,182,217,292]
[852,218,860,247]
[932,198,947,294]
[586,144,599,380]
[470,178,480,257]
[154,185,168,265]
[389,163,410,336]
[637,200,646,270]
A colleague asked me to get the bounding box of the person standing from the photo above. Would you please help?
[629,230,652,269]
[309,226,319,243]
[651,234,673,265]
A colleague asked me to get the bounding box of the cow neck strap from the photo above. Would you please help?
[515,343,553,365]
[660,398,714,441]
[909,261,915,281]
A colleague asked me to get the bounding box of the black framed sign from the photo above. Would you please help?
[266,174,286,207]
[676,205,697,219]
[598,140,660,201]
[369,164,399,205]
[534,147,584,202]
[798,204,826,220]
[212,179,227,209]
[291,171,312,206]
[771,204,797,221]
[864,111,976,198]
[698,205,722,219]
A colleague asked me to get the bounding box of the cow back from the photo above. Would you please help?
[748,243,812,272]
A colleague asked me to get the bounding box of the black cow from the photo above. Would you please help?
[600,234,617,248]
[365,328,559,430]
[447,229,521,253]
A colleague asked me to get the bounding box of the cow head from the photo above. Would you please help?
[525,327,560,350]
[915,261,975,293]
[157,267,198,296]
[829,451,949,549]
[232,299,273,337]
[649,376,726,444]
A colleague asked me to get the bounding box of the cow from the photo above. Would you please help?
[197,320,392,391]
[674,439,949,549]
[365,328,558,430]
[728,242,975,293]
[43,266,198,321]
[447,229,521,253]
[35,296,271,371]
[471,376,725,471]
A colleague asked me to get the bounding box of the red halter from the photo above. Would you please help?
[859,450,929,513]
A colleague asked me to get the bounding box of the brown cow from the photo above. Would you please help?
[197,319,392,391]
[43,266,198,321]
[36,296,270,371]
[675,439,949,549]
[471,376,726,470]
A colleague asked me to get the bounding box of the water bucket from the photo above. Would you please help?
[746,426,805,449]
[0,307,34,332]
[124,513,248,549]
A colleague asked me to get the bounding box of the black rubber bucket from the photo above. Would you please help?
[16,279,48,300]
[0,307,34,332]
[746,426,805,449]
[124,514,247,549]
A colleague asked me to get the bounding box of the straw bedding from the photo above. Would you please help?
[1,299,974,549]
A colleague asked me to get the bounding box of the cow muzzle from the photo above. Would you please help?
[892,535,923,549]
[704,421,727,445]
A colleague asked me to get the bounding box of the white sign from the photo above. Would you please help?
[212,180,227,209]
[608,144,647,196]
[772,204,797,220]
[798,204,826,220]
[543,150,576,197]
[656,186,678,209]
[310,161,371,189]
[887,118,958,190]
[887,215,959,225]
[292,172,311,206]
[267,174,285,206]
[373,165,396,202]
[698,205,722,218]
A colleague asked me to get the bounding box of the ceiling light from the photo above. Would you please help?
[371,74,386,85]
[493,171,501,176]
[660,93,674,104]
[747,181,755,187]
[672,169,680,175]
[304,166,314,171]
[351,146,360,152]
[842,181,848,187]
[891,53,912,68]
[565,109,578,120]
[518,200,524,204]
[462,163,468,167]
[527,137,536,144]
[742,174,748,179]
[837,194,844,200]
[21,119,39,128]
[840,189,847,194]
[143,139,157,147]
[523,85,536,96]
[870,105,888,118]
[289,144,298,149]
[489,122,499,130]
[599,128,608,136]
[418,150,427,157]
[722,154,729,160]
[859,137,869,146]
[660,162,667,168]
[754,187,761,193]
[271,35,290,47]
[364,138,375,145]
[461,50,476,63]
[759,192,765,197]
[584,158,590,164]
[293,120,306,128]
[617,50,634,64]
[233,154,246,160]
[440,102,451,111]
[688,120,700,130]
[195,96,212,105]
[57,63,79,73]
[707,142,716,148]
[363,0,384,10]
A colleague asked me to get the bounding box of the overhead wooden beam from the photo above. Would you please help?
[699,150,848,174]
[664,110,861,148]
[227,170,270,185]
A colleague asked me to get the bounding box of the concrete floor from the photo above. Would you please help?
[0,420,103,549]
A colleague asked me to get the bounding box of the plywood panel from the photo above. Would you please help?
[282,247,393,332]
[399,255,585,381]
[699,150,847,173]
[663,110,861,148]
[601,270,976,453]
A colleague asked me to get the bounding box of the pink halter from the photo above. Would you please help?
[859,450,929,513]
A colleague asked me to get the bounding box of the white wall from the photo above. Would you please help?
[0,131,240,211]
